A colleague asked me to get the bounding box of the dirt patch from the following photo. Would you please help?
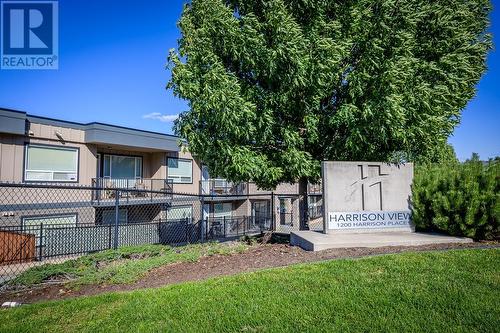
[0,242,496,305]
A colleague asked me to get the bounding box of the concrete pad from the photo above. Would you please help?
[290,231,473,252]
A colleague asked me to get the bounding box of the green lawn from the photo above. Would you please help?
[1,248,498,333]
[10,242,248,287]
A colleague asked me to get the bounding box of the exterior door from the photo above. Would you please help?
[252,201,270,229]
[279,198,293,226]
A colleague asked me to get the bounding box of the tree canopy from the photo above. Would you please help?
[168,0,491,188]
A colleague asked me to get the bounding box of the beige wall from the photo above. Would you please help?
[28,121,85,143]
[150,152,166,179]
[231,200,249,217]
[1,122,94,184]
[0,134,25,182]
[0,132,96,185]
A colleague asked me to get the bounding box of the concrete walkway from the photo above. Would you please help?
[290,231,473,251]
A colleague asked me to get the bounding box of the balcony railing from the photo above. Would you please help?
[307,182,322,195]
[200,179,248,196]
[205,215,271,238]
[91,178,173,203]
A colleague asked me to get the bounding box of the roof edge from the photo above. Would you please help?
[0,107,180,139]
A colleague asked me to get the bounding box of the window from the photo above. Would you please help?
[25,145,78,181]
[23,214,77,245]
[214,203,232,219]
[279,198,292,225]
[167,205,193,222]
[101,209,128,225]
[167,158,192,183]
[102,155,142,179]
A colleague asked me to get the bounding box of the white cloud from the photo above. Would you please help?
[142,112,179,122]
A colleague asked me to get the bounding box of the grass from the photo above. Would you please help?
[1,248,498,333]
[8,242,248,287]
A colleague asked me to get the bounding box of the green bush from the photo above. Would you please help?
[412,154,499,240]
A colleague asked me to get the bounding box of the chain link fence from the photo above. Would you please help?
[0,182,321,283]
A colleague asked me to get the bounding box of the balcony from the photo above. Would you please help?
[200,179,248,196]
[91,178,173,205]
[205,215,271,239]
[307,182,322,195]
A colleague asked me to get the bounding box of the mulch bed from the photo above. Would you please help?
[0,242,497,305]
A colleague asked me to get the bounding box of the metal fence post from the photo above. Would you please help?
[108,224,112,249]
[203,218,210,241]
[38,223,43,261]
[223,216,226,238]
[271,192,275,231]
[303,192,310,230]
[200,195,205,242]
[185,218,189,243]
[113,189,119,249]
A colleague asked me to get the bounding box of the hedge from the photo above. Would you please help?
[412,154,499,240]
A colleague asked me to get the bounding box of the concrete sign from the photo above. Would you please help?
[322,161,413,233]
[328,211,411,230]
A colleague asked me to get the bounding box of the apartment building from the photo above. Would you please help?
[0,108,200,226]
[0,108,321,233]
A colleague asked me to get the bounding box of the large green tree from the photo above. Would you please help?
[168,0,491,188]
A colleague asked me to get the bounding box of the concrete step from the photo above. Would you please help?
[290,231,473,251]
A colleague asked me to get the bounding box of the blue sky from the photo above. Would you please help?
[0,0,498,160]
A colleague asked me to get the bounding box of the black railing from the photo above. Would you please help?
[205,216,270,239]
[200,179,248,196]
[91,178,173,203]
[0,219,198,265]
[0,182,307,283]
[0,216,271,267]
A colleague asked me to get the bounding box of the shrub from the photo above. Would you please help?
[412,154,499,240]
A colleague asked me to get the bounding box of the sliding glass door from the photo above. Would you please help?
[101,154,142,187]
